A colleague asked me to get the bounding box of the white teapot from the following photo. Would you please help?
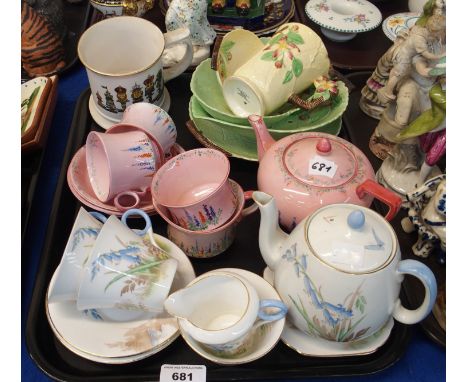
[252,191,437,342]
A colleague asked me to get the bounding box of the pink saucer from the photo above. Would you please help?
[67,143,185,216]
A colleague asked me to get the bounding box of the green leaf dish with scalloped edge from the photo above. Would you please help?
[188,96,343,161]
[190,58,349,129]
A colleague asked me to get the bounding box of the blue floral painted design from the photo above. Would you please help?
[285,243,371,341]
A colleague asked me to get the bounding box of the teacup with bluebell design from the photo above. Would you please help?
[48,207,107,303]
[77,209,178,321]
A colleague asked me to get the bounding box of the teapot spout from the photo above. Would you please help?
[252,191,289,270]
[248,115,276,161]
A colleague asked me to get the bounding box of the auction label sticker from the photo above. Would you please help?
[160,365,206,382]
[309,155,338,178]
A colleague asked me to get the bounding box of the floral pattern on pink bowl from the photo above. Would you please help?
[67,144,185,216]
[86,130,160,203]
[120,102,177,155]
[153,179,258,258]
[151,148,236,231]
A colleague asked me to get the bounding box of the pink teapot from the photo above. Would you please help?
[248,115,401,230]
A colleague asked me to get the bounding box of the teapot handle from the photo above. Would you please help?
[392,259,437,324]
[356,179,402,221]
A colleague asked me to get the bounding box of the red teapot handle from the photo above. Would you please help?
[356,179,402,221]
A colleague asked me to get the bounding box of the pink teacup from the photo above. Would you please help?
[153,180,258,258]
[151,148,236,231]
[118,102,177,155]
[86,130,161,207]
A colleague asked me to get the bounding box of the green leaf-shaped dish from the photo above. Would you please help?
[190,58,348,129]
[189,96,343,161]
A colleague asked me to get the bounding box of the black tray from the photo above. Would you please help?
[21,1,92,81]
[26,75,411,381]
[342,72,446,348]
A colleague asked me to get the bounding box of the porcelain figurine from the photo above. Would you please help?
[165,0,217,67]
[360,32,410,120]
[377,75,446,196]
[252,191,437,343]
[368,8,445,160]
[21,2,66,77]
[248,115,399,231]
[401,174,446,260]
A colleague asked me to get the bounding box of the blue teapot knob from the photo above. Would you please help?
[347,210,365,230]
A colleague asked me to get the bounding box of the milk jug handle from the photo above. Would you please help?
[257,299,288,322]
[392,259,437,324]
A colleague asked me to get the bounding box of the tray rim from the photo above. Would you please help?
[26,86,413,381]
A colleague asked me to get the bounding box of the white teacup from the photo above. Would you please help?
[77,209,178,320]
[48,208,107,303]
[222,22,330,117]
[78,16,193,123]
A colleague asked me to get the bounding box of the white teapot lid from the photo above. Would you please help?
[305,204,396,273]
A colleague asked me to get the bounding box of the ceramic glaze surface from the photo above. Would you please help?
[77,215,177,316]
[155,180,258,258]
[46,232,195,362]
[48,208,105,303]
[256,131,375,230]
[253,192,437,342]
[86,130,160,203]
[222,22,330,116]
[78,16,192,122]
[305,0,382,34]
[307,205,394,273]
[152,149,236,230]
[382,12,419,42]
[165,271,286,352]
[179,268,285,365]
[115,102,177,154]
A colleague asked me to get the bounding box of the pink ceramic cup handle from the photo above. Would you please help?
[356,179,402,221]
[113,189,148,212]
[241,191,259,218]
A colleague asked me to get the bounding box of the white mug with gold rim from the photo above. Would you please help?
[78,16,193,123]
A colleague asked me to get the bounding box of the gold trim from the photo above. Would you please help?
[177,268,285,365]
[77,16,165,77]
[172,272,251,332]
[304,204,398,275]
[44,233,196,360]
[45,291,180,359]
[179,324,283,365]
[90,0,123,6]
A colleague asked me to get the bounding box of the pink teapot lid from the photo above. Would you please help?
[283,137,358,188]
[305,204,396,273]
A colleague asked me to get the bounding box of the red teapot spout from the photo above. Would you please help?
[248,115,276,161]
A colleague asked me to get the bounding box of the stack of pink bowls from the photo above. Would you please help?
[151,148,258,258]
[68,103,181,215]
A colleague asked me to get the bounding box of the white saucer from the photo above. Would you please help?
[382,12,419,41]
[178,268,285,365]
[88,87,171,130]
[305,0,382,42]
[263,267,394,357]
[46,233,196,363]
